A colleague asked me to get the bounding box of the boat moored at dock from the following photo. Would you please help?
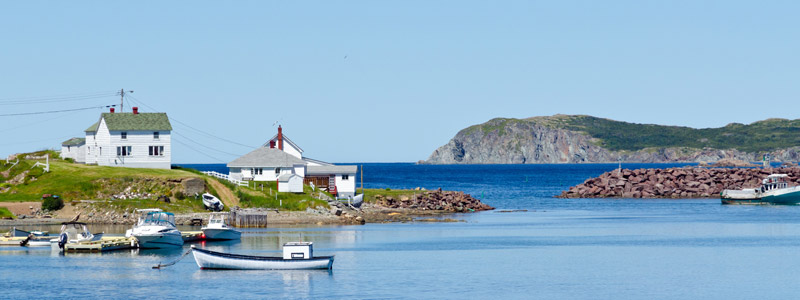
[191,242,333,270]
[201,213,241,240]
[126,209,184,249]
[52,222,104,250]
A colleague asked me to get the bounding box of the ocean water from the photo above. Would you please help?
[4,163,800,299]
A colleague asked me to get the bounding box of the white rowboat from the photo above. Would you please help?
[191,243,334,270]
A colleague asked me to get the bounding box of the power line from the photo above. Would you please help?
[126,95,257,149]
[0,104,116,117]
[172,132,243,157]
[3,134,76,146]
[172,137,226,163]
[0,91,118,105]
[0,109,88,133]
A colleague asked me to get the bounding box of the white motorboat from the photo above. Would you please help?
[126,209,183,249]
[51,222,104,250]
[202,193,224,211]
[191,242,333,270]
[201,213,241,240]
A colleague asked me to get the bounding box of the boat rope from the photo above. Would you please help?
[152,248,192,269]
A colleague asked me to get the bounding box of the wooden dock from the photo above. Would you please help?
[230,208,268,228]
[63,237,136,252]
[5,231,212,251]
[0,237,27,246]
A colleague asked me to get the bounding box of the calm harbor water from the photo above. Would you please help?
[4,163,800,299]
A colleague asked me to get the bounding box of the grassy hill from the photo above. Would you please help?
[0,151,329,212]
[524,115,800,153]
[0,151,201,202]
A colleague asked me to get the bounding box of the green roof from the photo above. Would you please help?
[85,121,99,133]
[100,112,172,131]
[61,137,86,146]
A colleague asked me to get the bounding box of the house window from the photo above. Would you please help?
[87,147,90,155]
[149,146,164,156]
[342,175,349,180]
[275,168,280,175]
[117,146,131,156]
[121,132,127,140]
[153,132,159,140]
[99,147,102,155]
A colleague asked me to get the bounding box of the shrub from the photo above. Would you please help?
[42,196,64,211]
[173,190,186,200]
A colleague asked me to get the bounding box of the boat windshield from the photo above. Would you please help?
[61,223,91,240]
[143,212,176,227]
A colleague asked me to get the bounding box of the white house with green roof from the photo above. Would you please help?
[83,107,172,169]
[60,137,86,163]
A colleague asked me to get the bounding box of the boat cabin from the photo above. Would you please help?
[761,174,790,193]
[59,222,93,241]
[283,242,314,259]
[142,211,176,227]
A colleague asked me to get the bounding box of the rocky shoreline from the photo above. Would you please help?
[559,167,800,199]
[1,189,494,226]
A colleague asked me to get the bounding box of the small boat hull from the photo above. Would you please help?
[192,247,333,270]
[134,232,184,249]
[202,228,241,240]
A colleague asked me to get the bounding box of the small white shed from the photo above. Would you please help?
[278,174,303,193]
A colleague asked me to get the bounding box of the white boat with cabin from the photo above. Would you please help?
[52,222,104,250]
[191,242,334,270]
[201,213,241,240]
[126,209,184,249]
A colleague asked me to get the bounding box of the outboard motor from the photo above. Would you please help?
[57,232,69,249]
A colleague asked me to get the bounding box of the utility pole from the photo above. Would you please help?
[118,89,133,112]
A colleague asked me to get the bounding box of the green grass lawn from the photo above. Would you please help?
[362,188,422,203]
[0,207,14,219]
[236,181,329,210]
[0,160,201,202]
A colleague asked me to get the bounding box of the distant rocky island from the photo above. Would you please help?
[425,115,800,164]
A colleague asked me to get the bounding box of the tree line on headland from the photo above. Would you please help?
[424,115,800,164]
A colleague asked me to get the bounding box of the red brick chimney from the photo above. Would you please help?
[278,126,283,150]
[132,107,139,115]
[110,107,115,113]
[269,140,275,149]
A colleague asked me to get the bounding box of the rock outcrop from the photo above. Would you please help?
[426,118,616,164]
[425,117,800,164]
[373,189,494,212]
[559,167,800,198]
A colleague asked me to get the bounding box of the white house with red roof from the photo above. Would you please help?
[227,126,357,196]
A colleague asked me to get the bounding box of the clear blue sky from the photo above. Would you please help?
[1,1,798,163]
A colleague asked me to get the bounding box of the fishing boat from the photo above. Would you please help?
[52,222,104,250]
[191,242,334,270]
[126,209,183,248]
[201,213,241,240]
[202,193,224,211]
[721,174,800,204]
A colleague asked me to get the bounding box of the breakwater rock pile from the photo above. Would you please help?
[559,167,800,199]
[374,189,494,212]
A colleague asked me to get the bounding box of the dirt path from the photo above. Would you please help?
[0,202,40,216]
[208,179,239,207]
